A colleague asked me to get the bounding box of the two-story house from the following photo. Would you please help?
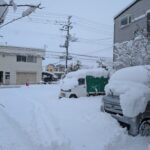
[114,0,150,62]
[0,45,45,85]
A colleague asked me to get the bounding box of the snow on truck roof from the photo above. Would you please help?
[66,68,109,79]
[61,68,109,90]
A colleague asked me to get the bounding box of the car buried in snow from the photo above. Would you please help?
[59,68,109,98]
[42,72,58,84]
[101,65,150,136]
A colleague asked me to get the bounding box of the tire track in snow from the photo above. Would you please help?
[3,88,72,150]
[0,108,35,150]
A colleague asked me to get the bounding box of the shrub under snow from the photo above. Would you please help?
[114,33,150,70]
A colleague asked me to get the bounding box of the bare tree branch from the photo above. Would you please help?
[0,16,23,29]
[0,3,43,29]
[0,3,43,9]
[0,6,8,24]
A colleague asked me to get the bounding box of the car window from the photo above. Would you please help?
[78,78,85,85]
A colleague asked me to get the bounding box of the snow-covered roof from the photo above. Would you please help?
[0,45,45,57]
[114,0,141,19]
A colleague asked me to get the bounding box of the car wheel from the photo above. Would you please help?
[69,94,77,98]
[139,120,150,136]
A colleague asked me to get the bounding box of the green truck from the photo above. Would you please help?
[59,68,109,98]
[86,76,109,95]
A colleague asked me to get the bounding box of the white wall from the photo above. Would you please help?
[0,46,45,85]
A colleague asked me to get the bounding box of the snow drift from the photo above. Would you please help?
[105,65,150,117]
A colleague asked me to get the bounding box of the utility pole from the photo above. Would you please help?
[59,16,73,72]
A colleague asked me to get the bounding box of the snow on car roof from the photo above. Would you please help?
[110,65,150,86]
[105,65,150,117]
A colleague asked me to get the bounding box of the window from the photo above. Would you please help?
[5,72,10,80]
[17,55,26,62]
[120,15,132,27]
[17,55,37,63]
[27,56,37,63]
[17,55,21,62]
[78,78,85,85]
[22,56,26,62]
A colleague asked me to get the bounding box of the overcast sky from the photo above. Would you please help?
[1,0,133,65]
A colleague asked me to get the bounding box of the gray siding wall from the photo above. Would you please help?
[114,0,150,43]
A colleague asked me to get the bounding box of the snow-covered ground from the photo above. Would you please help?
[0,84,149,150]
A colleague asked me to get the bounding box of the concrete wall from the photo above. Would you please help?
[114,0,150,43]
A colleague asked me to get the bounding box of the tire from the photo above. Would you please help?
[69,94,78,98]
[139,120,150,136]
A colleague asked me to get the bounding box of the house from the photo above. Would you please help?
[46,64,65,79]
[0,45,45,85]
[46,64,55,72]
[114,0,150,66]
[114,0,150,43]
[46,64,65,74]
[55,64,65,73]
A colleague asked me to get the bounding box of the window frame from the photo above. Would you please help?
[120,15,132,28]
[16,55,37,63]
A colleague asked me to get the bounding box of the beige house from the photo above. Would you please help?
[0,45,45,85]
[46,64,55,72]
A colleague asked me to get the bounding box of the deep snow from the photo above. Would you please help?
[0,84,149,150]
[105,65,150,117]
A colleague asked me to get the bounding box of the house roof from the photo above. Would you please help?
[0,45,45,57]
[114,0,141,19]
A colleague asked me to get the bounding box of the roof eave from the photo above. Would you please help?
[114,0,141,20]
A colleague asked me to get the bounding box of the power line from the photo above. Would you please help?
[6,10,113,34]
[45,47,112,59]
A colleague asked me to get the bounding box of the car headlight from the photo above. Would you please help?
[61,89,71,92]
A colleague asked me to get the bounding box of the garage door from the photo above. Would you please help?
[16,72,37,85]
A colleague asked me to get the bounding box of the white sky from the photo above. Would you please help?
[1,0,133,66]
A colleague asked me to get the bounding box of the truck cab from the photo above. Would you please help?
[59,68,109,98]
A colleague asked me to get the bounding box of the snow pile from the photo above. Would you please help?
[105,65,150,117]
[105,133,150,150]
[0,86,72,150]
[61,68,109,90]
[120,83,150,117]
[0,85,124,150]
[0,84,150,150]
